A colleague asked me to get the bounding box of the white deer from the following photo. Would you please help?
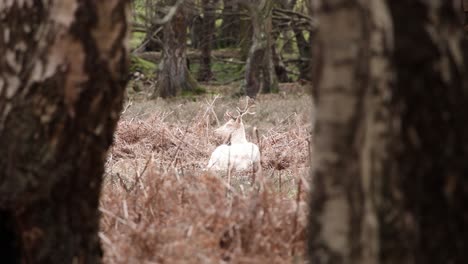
[207,98,262,182]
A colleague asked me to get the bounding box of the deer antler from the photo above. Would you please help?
[236,96,256,118]
[225,111,237,120]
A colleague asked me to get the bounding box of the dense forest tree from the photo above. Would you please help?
[156,0,200,97]
[381,2,468,263]
[0,1,129,262]
[307,0,391,262]
[197,0,219,81]
[218,0,241,48]
[240,0,278,97]
[131,0,316,97]
[270,0,292,82]
[308,1,468,264]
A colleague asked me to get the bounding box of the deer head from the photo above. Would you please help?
[214,97,256,144]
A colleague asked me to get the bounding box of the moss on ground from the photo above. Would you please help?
[130,55,157,76]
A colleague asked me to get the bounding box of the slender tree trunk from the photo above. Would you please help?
[156,1,200,98]
[0,1,129,262]
[271,42,290,83]
[243,0,278,97]
[308,0,393,263]
[219,0,241,48]
[278,0,297,54]
[239,13,252,61]
[198,0,218,81]
[190,14,203,49]
[292,26,311,80]
[271,0,291,83]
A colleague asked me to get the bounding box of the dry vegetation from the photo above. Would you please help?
[99,90,313,263]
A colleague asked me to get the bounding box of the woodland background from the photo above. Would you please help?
[0,1,467,263]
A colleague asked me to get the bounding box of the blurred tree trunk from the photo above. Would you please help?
[464,0,468,31]
[308,0,393,263]
[156,0,199,97]
[242,0,278,97]
[0,1,129,263]
[308,0,468,264]
[198,0,219,81]
[219,0,241,48]
[381,2,468,263]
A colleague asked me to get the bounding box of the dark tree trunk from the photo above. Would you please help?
[156,1,200,98]
[271,0,291,83]
[218,0,241,48]
[307,0,393,263]
[276,0,298,54]
[190,14,203,49]
[197,0,219,81]
[239,14,253,61]
[292,27,311,80]
[271,40,290,83]
[464,0,468,32]
[381,2,468,263]
[0,1,129,263]
[242,0,278,97]
[308,1,468,264]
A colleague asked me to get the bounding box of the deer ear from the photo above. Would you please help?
[236,117,241,123]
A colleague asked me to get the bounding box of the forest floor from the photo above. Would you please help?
[99,72,314,262]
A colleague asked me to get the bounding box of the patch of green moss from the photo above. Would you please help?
[130,32,146,50]
[130,55,157,76]
[181,86,206,98]
[189,61,244,83]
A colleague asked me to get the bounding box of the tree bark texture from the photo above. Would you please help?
[308,0,393,263]
[197,0,219,81]
[156,0,199,98]
[271,41,290,83]
[242,0,278,97]
[464,0,468,32]
[381,2,468,263]
[0,1,129,263]
[293,27,311,80]
[309,1,468,264]
[190,15,203,49]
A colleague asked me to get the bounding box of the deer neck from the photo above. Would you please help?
[230,126,248,144]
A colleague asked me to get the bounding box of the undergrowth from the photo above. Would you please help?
[100,94,312,263]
